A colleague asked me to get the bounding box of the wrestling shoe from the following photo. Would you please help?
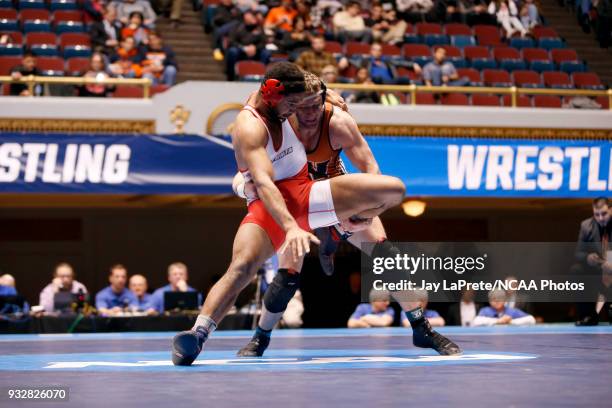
[412,319,462,356]
[236,331,270,357]
[315,224,352,276]
[172,326,209,366]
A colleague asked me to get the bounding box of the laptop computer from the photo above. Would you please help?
[164,291,199,311]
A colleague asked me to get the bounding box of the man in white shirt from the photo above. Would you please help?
[38,263,88,313]
[332,2,372,43]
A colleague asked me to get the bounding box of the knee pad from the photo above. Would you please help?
[263,269,300,313]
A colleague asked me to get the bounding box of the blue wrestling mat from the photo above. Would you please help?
[0,326,610,407]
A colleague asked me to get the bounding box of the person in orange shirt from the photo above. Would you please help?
[264,0,298,34]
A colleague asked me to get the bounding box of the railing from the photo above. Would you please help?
[328,82,612,110]
[0,75,152,98]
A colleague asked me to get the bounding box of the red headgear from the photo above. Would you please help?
[260,79,285,107]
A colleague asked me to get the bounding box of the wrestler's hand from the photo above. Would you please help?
[340,217,372,233]
[325,89,349,112]
[280,225,321,262]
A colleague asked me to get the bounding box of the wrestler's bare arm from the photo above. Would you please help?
[330,109,380,175]
[232,111,298,233]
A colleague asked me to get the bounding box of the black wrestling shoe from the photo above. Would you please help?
[237,332,270,357]
[315,227,340,276]
[412,319,462,356]
[172,326,209,366]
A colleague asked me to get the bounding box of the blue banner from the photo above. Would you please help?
[343,137,612,198]
[0,133,236,194]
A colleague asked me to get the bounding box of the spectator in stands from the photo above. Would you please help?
[90,5,123,55]
[573,197,611,325]
[396,0,435,23]
[128,274,155,313]
[320,64,339,83]
[472,289,536,326]
[95,264,138,316]
[211,0,243,61]
[109,36,142,78]
[39,262,88,313]
[367,8,407,45]
[401,290,445,327]
[464,0,496,26]
[348,289,395,328]
[519,0,540,29]
[159,0,184,28]
[423,47,469,86]
[121,11,150,46]
[345,66,380,103]
[79,53,115,97]
[264,0,298,35]
[225,11,271,81]
[149,262,201,313]
[113,0,156,28]
[435,0,464,23]
[295,36,349,77]
[235,0,268,14]
[136,31,178,85]
[9,53,42,97]
[295,0,314,30]
[278,16,312,53]
[365,42,420,84]
[446,289,481,326]
[488,0,527,37]
[332,2,372,43]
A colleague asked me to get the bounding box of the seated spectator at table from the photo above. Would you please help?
[396,0,435,23]
[39,262,88,313]
[348,289,394,328]
[446,289,481,326]
[472,289,536,326]
[113,0,156,27]
[211,0,243,61]
[0,274,15,289]
[121,11,150,46]
[488,0,527,38]
[401,289,445,327]
[264,0,298,35]
[0,273,30,314]
[365,42,420,84]
[9,53,42,97]
[519,0,540,29]
[95,264,138,316]
[295,36,349,77]
[332,2,372,43]
[90,5,122,55]
[109,36,142,78]
[149,262,201,313]
[136,32,178,85]
[278,16,312,53]
[79,53,115,97]
[128,274,155,313]
[423,47,469,87]
[225,11,271,81]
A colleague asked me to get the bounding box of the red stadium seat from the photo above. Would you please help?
[416,22,442,35]
[66,56,88,74]
[441,93,469,105]
[457,68,482,84]
[533,26,559,39]
[502,94,532,107]
[445,23,471,36]
[339,64,357,79]
[0,8,18,19]
[474,25,501,46]
[483,69,512,86]
[59,32,90,48]
[26,32,57,46]
[323,40,342,55]
[113,86,143,98]
[543,71,572,88]
[512,70,541,87]
[533,95,562,108]
[402,44,431,58]
[381,43,401,57]
[415,92,436,105]
[493,47,521,62]
[396,66,420,81]
[551,48,578,64]
[472,94,501,106]
[0,55,22,75]
[572,72,603,89]
[19,8,50,22]
[234,60,265,80]
[1,31,23,44]
[596,96,609,109]
[436,44,461,58]
[36,56,64,71]
[522,47,549,62]
[464,45,490,60]
[52,10,82,23]
[345,41,370,57]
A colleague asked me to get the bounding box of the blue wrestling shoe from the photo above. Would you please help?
[172,326,209,366]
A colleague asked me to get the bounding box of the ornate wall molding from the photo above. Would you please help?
[0,118,155,134]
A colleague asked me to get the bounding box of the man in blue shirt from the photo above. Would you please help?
[365,42,420,85]
[128,274,155,314]
[348,289,395,328]
[149,262,201,313]
[401,289,445,327]
[95,264,138,316]
[472,289,536,326]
